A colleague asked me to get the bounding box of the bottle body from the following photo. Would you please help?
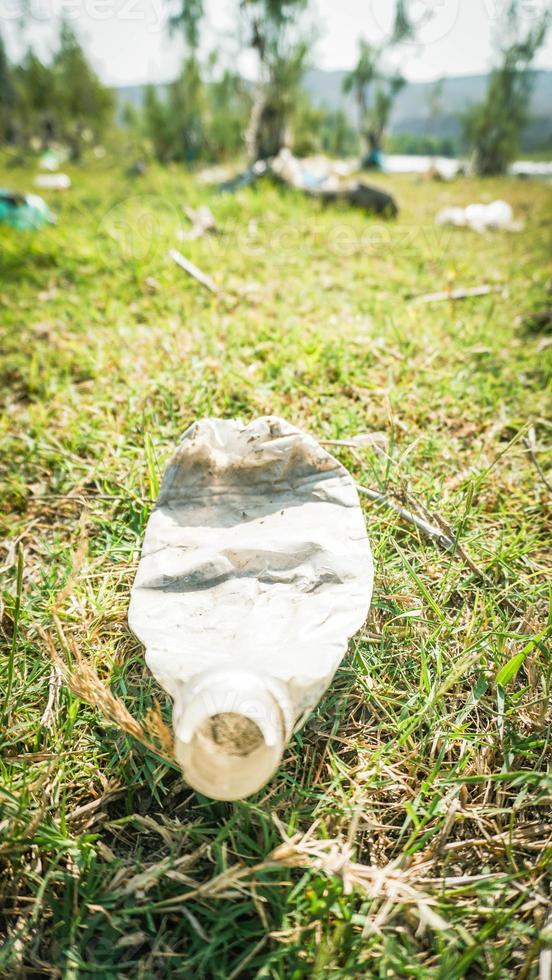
[129,416,373,799]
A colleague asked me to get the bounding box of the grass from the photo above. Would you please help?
[0,154,551,978]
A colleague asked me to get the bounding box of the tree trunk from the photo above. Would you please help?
[246,90,287,161]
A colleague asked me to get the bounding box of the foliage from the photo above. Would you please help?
[203,63,251,160]
[386,131,457,157]
[11,51,56,146]
[143,58,205,164]
[239,0,312,159]
[167,0,205,50]
[166,0,311,159]
[0,159,551,977]
[0,35,16,144]
[51,21,115,158]
[141,58,251,164]
[1,21,113,156]
[248,36,311,158]
[319,108,358,157]
[343,38,404,163]
[463,1,550,175]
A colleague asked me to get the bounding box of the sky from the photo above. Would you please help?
[2,0,552,87]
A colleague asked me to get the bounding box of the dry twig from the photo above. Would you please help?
[411,284,502,304]
[356,483,455,551]
[523,428,552,495]
[168,248,221,296]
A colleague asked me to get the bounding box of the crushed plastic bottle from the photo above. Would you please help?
[129,417,373,800]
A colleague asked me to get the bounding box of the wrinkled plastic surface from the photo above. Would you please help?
[129,417,373,749]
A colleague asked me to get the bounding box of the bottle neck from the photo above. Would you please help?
[172,669,291,800]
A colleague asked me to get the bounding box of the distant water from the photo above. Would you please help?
[382,154,552,178]
[383,155,460,177]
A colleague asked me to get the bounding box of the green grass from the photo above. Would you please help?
[1,155,551,978]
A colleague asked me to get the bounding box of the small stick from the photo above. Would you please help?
[411,284,502,304]
[523,431,552,495]
[358,482,522,617]
[402,490,491,584]
[356,484,455,550]
[168,248,220,296]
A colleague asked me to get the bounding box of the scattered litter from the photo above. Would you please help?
[0,189,55,229]
[309,181,398,217]
[271,150,356,190]
[34,173,71,191]
[126,160,148,177]
[425,163,456,182]
[411,284,503,304]
[273,149,398,216]
[168,248,220,296]
[435,199,521,232]
[217,150,397,216]
[218,159,268,193]
[523,299,552,334]
[38,147,69,171]
[129,416,373,800]
[197,162,235,185]
[177,205,218,241]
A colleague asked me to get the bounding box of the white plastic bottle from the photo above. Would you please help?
[129,417,373,800]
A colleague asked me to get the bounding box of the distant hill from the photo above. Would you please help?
[302,68,552,149]
[114,68,552,151]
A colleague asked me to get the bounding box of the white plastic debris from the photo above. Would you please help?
[177,205,218,242]
[129,416,373,800]
[34,173,71,191]
[435,199,519,232]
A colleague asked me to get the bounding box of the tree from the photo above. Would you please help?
[343,39,404,167]
[143,58,205,163]
[167,0,311,160]
[0,35,16,144]
[12,50,57,146]
[51,21,114,158]
[1,21,113,153]
[319,108,357,158]
[392,0,416,43]
[167,0,204,50]
[240,0,311,159]
[463,1,550,175]
[204,56,252,160]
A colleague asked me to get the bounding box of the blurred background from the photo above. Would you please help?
[1,0,551,175]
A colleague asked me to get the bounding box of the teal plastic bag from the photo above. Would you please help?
[0,189,55,230]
